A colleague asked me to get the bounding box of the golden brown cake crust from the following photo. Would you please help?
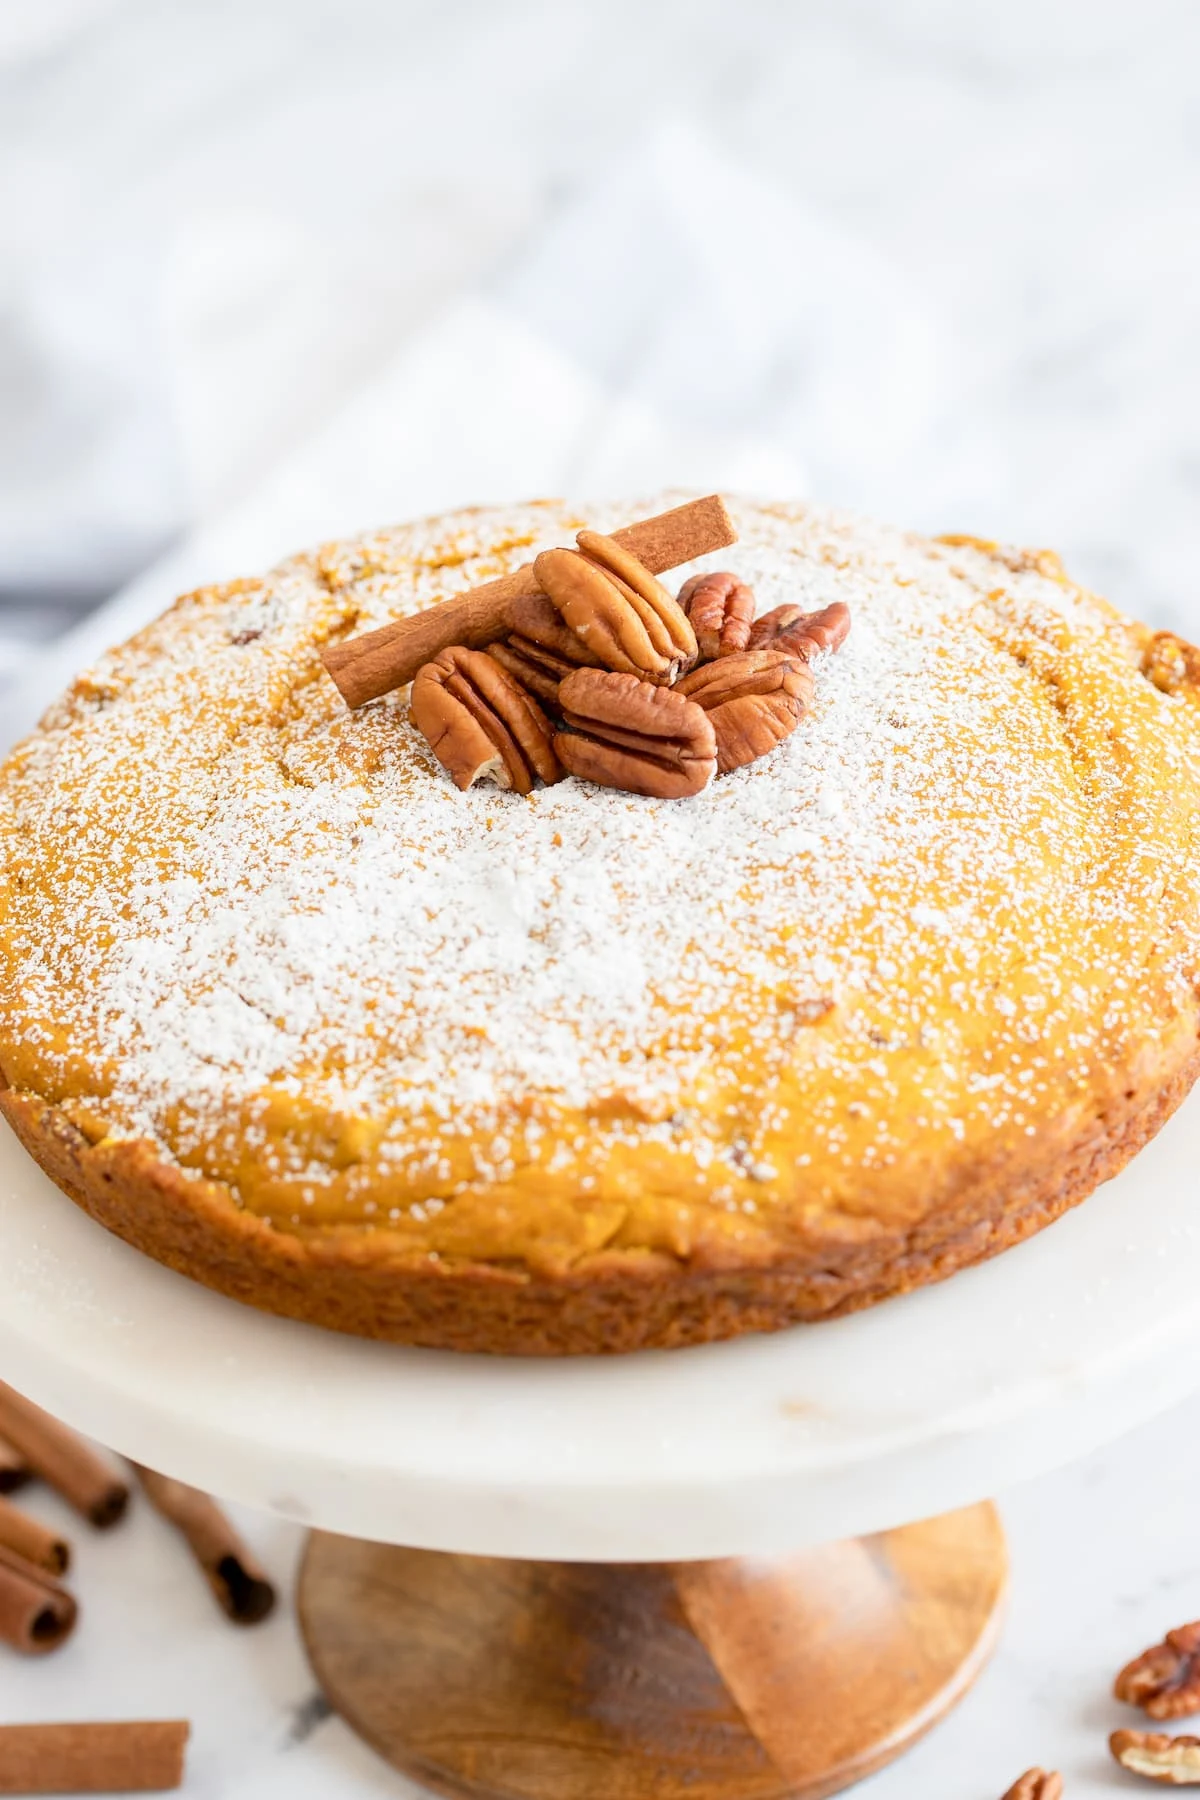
[3,1039,1199,1354]
[3,497,1200,1353]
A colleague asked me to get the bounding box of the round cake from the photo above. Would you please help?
[2,496,1199,1354]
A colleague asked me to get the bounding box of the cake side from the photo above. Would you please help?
[2,1031,1197,1352]
[1,495,1199,1351]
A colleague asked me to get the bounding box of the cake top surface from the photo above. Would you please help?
[2,496,1199,1271]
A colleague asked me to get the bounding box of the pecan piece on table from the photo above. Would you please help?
[748,599,851,662]
[1111,1729,1200,1782]
[555,669,716,799]
[1000,1770,1063,1800]
[677,649,814,776]
[677,570,755,660]
[410,646,561,794]
[531,533,697,685]
[1117,1623,1200,1720]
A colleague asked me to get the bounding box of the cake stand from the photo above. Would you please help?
[3,1091,1200,1797]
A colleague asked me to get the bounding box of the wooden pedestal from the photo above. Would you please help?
[298,1500,1006,1799]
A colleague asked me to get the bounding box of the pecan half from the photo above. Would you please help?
[1111,1730,1200,1782]
[677,649,815,710]
[677,650,814,775]
[410,646,560,794]
[532,535,697,685]
[678,570,755,660]
[1117,1623,1200,1720]
[487,637,575,708]
[555,668,716,799]
[1001,1770,1062,1800]
[508,591,604,669]
[577,531,698,668]
[710,693,805,776]
[748,599,851,662]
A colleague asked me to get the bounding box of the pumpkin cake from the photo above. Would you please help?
[1,495,1199,1354]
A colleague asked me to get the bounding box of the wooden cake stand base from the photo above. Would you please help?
[299,1500,1007,1799]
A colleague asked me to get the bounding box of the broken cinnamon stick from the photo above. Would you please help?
[321,492,738,707]
[0,1544,76,1655]
[0,1722,189,1794]
[0,1438,30,1495]
[0,1386,127,1529]
[0,1498,69,1578]
[132,1466,275,1625]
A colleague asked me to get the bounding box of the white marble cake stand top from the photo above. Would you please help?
[0,1092,1197,1562]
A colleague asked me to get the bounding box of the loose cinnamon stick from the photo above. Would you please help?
[0,1544,75,1655]
[321,493,738,707]
[132,1466,275,1625]
[0,1386,127,1529]
[0,1722,189,1794]
[0,1438,30,1496]
[0,1499,69,1578]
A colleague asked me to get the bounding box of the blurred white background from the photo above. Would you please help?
[3,2,1200,1795]
[2,0,1199,692]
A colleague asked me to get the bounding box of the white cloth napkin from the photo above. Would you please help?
[1,124,944,744]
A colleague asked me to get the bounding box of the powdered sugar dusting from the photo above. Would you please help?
[2,497,1199,1260]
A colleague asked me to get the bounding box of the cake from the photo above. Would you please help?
[1,495,1198,1354]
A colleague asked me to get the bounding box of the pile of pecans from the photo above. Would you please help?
[1000,1616,1200,1793]
[409,532,849,800]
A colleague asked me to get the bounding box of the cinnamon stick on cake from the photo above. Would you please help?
[321,493,736,705]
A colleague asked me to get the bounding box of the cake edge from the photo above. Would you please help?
[3,1038,1197,1355]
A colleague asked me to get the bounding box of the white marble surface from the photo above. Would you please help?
[3,0,1200,1793]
